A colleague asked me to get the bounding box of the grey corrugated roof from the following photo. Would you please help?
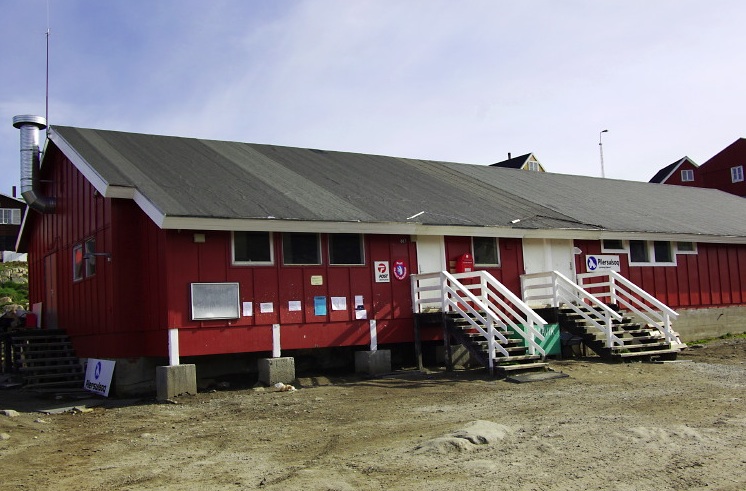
[49,126,746,239]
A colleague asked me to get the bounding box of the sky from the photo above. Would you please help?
[1,0,745,196]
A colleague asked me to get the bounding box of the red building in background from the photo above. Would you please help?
[650,139,746,198]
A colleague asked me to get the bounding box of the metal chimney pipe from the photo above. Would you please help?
[12,115,55,213]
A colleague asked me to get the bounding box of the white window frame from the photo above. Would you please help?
[601,239,626,252]
[232,231,275,266]
[628,240,676,266]
[72,244,84,282]
[680,169,694,182]
[0,208,21,225]
[731,165,744,183]
[675,242,698,255]
[472,237,501,267]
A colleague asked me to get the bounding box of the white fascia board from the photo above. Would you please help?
[133,190,167,228]
[48,130,135,199]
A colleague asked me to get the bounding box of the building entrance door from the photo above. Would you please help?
[43,253,58,329]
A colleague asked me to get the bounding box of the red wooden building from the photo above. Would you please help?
[648,157,699,187]
[11,116,746,393]
[698,138,746,198]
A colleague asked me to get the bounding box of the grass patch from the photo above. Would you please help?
[689,332,746,345]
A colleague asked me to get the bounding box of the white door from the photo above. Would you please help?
[415,235,446,274]
[522,238,576,306]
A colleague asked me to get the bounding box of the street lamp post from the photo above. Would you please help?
[599,129,609,178]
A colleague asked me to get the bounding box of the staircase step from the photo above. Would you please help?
[615,348,681,358]
[494,354,542,362]
[610,341,672,351]
[496,362,549,372]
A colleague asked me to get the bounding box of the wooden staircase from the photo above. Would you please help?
[558,306,684,361]
[7,329,85,389]
[445,313,549,375]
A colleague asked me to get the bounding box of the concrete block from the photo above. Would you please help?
[156,364,197,401]
[114,357,162,396]
[355,350,391,376]
[258,357,296,386]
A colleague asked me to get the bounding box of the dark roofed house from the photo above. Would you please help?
[0,192,26,261]
[649,157,699,186]
[491,152,545,172]
[9,116,746,395]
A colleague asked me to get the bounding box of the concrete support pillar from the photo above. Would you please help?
[355,349,391,376]
[156,364,197,401]
[258,357,295,386]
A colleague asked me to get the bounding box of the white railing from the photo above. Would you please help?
[521,271,624,348]
[577,270,680,344]
[411,270,548,371]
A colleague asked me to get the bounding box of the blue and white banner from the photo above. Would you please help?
[586,255,621,272]
[83,358,116,397]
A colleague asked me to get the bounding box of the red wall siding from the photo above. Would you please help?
[574,240,746,309]
[699,139,746,197]
[165,232,418,356]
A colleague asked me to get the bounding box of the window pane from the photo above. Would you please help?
[629,240,648,263]
[677,242,695,252]
[283,233,320,265]
[329,234,364,265]
[473,237,499,265]
[85,239,96,277]
[603,239,624,250]
[73,244,84,281]
[234,231,272,263]
[653,241,673,263]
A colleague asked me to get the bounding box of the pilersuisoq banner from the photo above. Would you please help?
[83,358,116,397]
[586,255,621,272]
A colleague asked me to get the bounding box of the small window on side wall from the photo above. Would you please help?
[732,165,744,183]
[602,239,625,252]
[676,242,697,254]
[233,231,273,265]
[283,233,321,265]
[73,244,84,281]
[472,237,500,266]
[329,234,364,265]
[85,238,96,277]
[681,169,694,182]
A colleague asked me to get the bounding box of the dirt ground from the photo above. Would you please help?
[1,338,745,491]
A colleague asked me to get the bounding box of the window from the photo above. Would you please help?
[602,239,625,251]
[73,244,84,281]
[653,241,673,263]
[233,231,273,264]
[85,238,96,277]
[472,237,500,266]
[527,161,540,172]
[73,238,97,281]
[0,208,21,225]
[283,233,321,265]
[676,242,697,254]
[629,240,675,265]
[629,240,649,263]
[731,165,744,183]
[329,234,364,265]
[681,169,694,182]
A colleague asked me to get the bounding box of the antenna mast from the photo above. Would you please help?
[45,0,50,126]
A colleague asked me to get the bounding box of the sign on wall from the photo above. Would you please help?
[375,261,390,282]
[586,255,621,272]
